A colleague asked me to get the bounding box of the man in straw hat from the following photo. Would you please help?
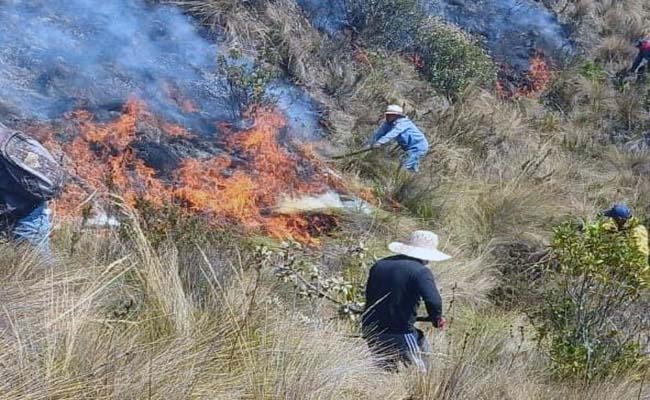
[366,104,429,173]
[362,230,450,371]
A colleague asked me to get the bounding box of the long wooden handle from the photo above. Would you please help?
[330,147,375,160]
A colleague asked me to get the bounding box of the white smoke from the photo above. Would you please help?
[0,0,323,137]
[428,0,573,70]
[297,0,573,70]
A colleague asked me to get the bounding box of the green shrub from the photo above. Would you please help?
[416,20,497,96]
[216,51,277,118]
[536,219,650,380]
[579,60,607,82]
[343,0,496,96]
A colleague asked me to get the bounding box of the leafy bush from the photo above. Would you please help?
[416,20,497,96]
[216,51,277,118]
[536,219,650,380]
[343,0,496,96]
[272,242,369,320]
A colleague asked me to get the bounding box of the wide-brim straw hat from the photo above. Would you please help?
[388,230,452,262]
[384,104,405,116]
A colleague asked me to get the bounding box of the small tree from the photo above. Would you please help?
[415,19,497,96]
[216,52,276,119]
[342,0,496,96]
[537,220,650,380]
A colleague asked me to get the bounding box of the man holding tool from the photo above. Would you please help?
[365,105,429,173]
[362,230,450,371]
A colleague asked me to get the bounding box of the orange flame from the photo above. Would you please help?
[174,111,334,242]
[518,55,551,97]
[405,52,425,69]
[41,100,348,243]
[497,54,552,99]
[162,82,199,114]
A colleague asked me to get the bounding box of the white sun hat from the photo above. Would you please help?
[388,230,452,262]
[384,104,405,116]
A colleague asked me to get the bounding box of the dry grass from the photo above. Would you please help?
[406,308,650,400]
[161,0,264,45]
[169,0,650,394]
[6,0,650,398]
[0,220,407,399]
[1,217,647,399]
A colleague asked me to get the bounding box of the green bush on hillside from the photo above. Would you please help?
[216,53,277,118]
[536,220,650,380]
[578,60,607,82]
[416,20,497,96]
[343,0,496,96]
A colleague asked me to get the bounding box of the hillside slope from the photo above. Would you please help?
[2,0,650,399]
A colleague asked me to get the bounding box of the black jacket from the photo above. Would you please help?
[0,162,40,224]
[631,47,650,72]
[362,255,443,335]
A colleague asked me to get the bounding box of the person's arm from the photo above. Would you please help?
[367,123,390,146]
[375,122,408,146]
[416,268,444,328]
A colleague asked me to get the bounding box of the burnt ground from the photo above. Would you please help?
[297,0,574,73]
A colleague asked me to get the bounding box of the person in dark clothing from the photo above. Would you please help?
[630,39,650,78]
[362,230,451,371]
[0,161,51,249]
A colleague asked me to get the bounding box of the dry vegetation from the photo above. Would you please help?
[4,0,650,398]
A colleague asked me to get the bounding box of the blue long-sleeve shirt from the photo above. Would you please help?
[370,117,429,153]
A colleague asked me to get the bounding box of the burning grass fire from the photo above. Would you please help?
[497,54,552,99]
[34,101,350,244]
[0,0,361,244]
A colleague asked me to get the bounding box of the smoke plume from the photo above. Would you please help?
[0,0,321,136]
[297,0,573,70]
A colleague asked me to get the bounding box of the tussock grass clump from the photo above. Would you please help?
[343,0,422,49]
[12,0,650,397]
[407,310,543,400]
[0,219,406,399]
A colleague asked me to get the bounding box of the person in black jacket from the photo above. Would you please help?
[0,162,50,249]
[362,230,451,371]
[630,39,650,78]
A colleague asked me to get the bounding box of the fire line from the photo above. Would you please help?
[35,101,352,244]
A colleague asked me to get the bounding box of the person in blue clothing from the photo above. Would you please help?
[367,104,429,173]
[0,161,51,251]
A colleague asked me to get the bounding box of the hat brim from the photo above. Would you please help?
[388,242,451,262]
[384,111,404,116]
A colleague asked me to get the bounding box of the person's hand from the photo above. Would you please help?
[435,317,447,330]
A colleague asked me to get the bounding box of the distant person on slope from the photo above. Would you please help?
[629,39,650,78]
[0,123,66,252]
[600,204,649,265]
[362,230,450,372]
[366,105,429,173]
